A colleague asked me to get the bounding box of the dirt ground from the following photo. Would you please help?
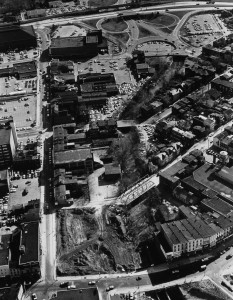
[56,195,158,275]
[180,280,232,300]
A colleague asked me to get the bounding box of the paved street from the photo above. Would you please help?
[21,1,233,300]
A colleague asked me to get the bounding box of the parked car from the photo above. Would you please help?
[60,282,69,288]
[67,285,76,289]
[226,255,232,260]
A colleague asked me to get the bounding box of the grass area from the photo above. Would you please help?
[169,10,192,19]
[138,25,157,39]
[143,13,177,27]
[88,0,117,7]
[181,280,232,300]
[111,32,129,44]
[82,19,99,29]
[101,18,128,32]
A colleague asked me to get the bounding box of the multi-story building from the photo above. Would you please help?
[0,123,17,169]
[49,30,107,58]
[161,217,217,258]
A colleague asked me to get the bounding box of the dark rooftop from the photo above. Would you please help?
[19,221,39,265]
[0,128,11,146]
[193,163,233,202]
[105,163,121,175]
[51,37,85,48]
[56,287,99,300]
[0,234,10,266]
[201,197,233,217]
[0,25,36,47]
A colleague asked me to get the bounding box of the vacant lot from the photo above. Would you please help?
[56,195,161,276]
[181,280,232,300]
[102,19,128,32]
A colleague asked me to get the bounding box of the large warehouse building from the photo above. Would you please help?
[49,30,107,58]
[0,25,37,52]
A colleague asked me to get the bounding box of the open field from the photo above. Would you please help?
[142,13,178,28]
[111,32,129,45]
[101,19,128,32]
[137,25,157,39]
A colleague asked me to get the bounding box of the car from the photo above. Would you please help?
[67,285,76,289]
[31,294,37,300]
[88,281,96,285]
[60,282,69,288]
[226,255,232,260]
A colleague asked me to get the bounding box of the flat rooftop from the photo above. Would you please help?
[201,197,233,216]
[50,37,84,48]
[19,221,39,265]
[0,128,11,146]
[193,163,233,202]
[54,148,92,165]
[0,234,10,266]
[56,288,99,300]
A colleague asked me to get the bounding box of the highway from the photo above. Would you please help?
[21,2,233,28]
[22,1,233,299]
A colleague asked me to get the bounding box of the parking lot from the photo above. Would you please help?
[51,25,86,38]
[0,94,37,128]
[0,49,39,65]
[0,77,37,96]
[182,13,228,47]
[136,41,174,56]
[8,175,40,210]
[76,55,133,85]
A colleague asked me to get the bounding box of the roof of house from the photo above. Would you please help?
[105,164,121,175]
[19,222,39,265]
[54,148,92,165]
